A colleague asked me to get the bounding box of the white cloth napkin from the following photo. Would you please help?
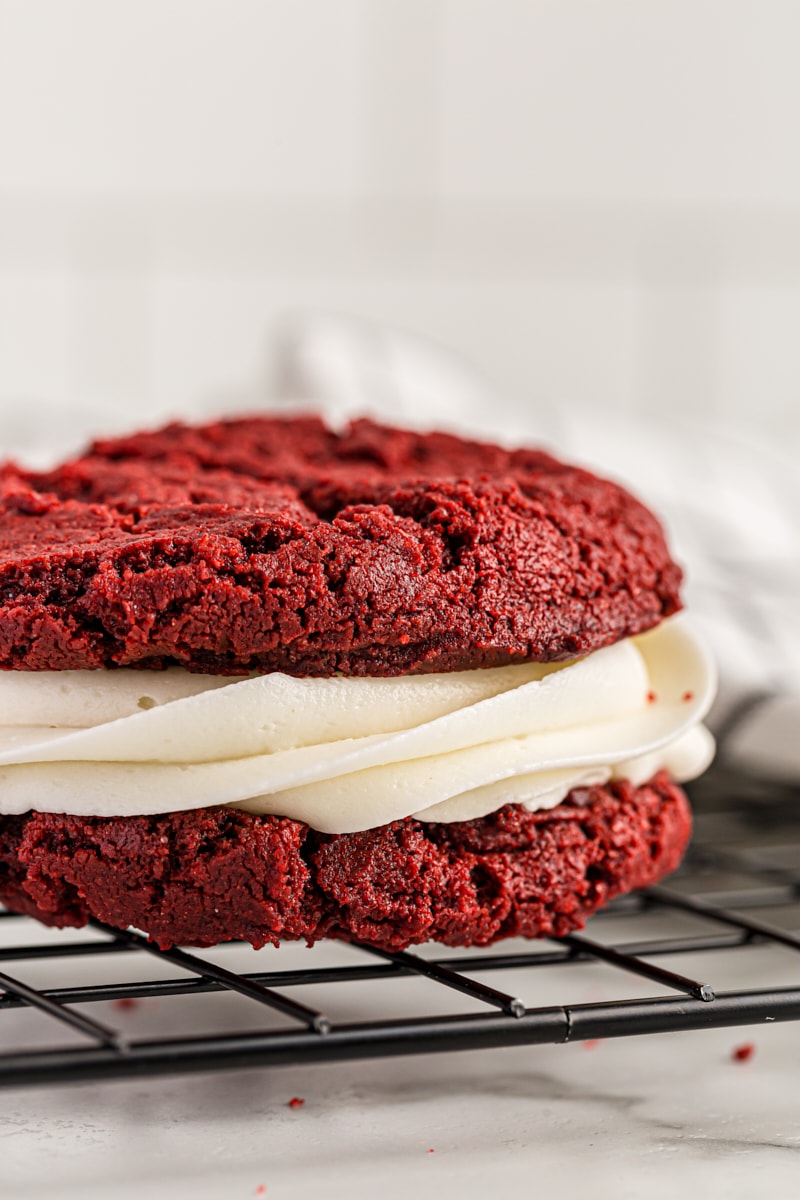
[271,313,800,787]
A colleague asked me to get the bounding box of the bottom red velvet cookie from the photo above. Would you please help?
[0,772,690,951]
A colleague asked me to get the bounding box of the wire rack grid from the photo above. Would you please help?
[1,771,799,1089]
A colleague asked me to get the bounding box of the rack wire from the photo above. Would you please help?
[1,767,799,1088]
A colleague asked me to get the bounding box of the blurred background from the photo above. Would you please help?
[1,0,799,452]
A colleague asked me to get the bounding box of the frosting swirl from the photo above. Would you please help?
[0,616,715,833]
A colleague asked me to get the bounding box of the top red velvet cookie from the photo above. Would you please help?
[0,415,682,674]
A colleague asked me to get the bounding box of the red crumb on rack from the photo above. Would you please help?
[112,998,139,1011]
[287,1097,305,1109]
[583,1039,602,1050]
[255,1187,266,1197]
[428,1148,435,1154]
[682,691,694,702]
[732,1043,756,1063]
[646,691,657,704]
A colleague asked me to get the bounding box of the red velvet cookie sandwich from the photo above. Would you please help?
[0,416,715,949]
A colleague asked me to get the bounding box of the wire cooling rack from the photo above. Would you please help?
[1,768,799,1089]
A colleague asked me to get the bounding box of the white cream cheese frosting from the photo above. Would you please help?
[0,616,716,834]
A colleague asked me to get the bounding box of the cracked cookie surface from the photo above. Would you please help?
[0,415,682,674]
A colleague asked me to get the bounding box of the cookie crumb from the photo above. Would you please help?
[682,691,694,703]
[113,998,138,1011]
[287,1097,305,1109]
[583,1039,602,1050]
[732,1043,755,1063]
[255,1187,266,1196]
[646,691,657,704]
[427,1148,435,1154]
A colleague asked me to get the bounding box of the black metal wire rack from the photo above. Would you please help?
[1,768,799,1089]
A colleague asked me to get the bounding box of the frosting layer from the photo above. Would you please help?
[0,617,716,833]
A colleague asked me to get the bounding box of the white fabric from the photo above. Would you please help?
[272,314,800,784]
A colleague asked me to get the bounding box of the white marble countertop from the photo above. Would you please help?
[1,914,798,1200]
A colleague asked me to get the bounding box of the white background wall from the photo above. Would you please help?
[1,0,799,453]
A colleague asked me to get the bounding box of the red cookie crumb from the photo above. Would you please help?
[287,1097,305,1109]
[583,1039,602,1051]
[732,1043,756,1063]
[647,691,657,704]
[112,997,139,1011]
[682,691,694,702]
